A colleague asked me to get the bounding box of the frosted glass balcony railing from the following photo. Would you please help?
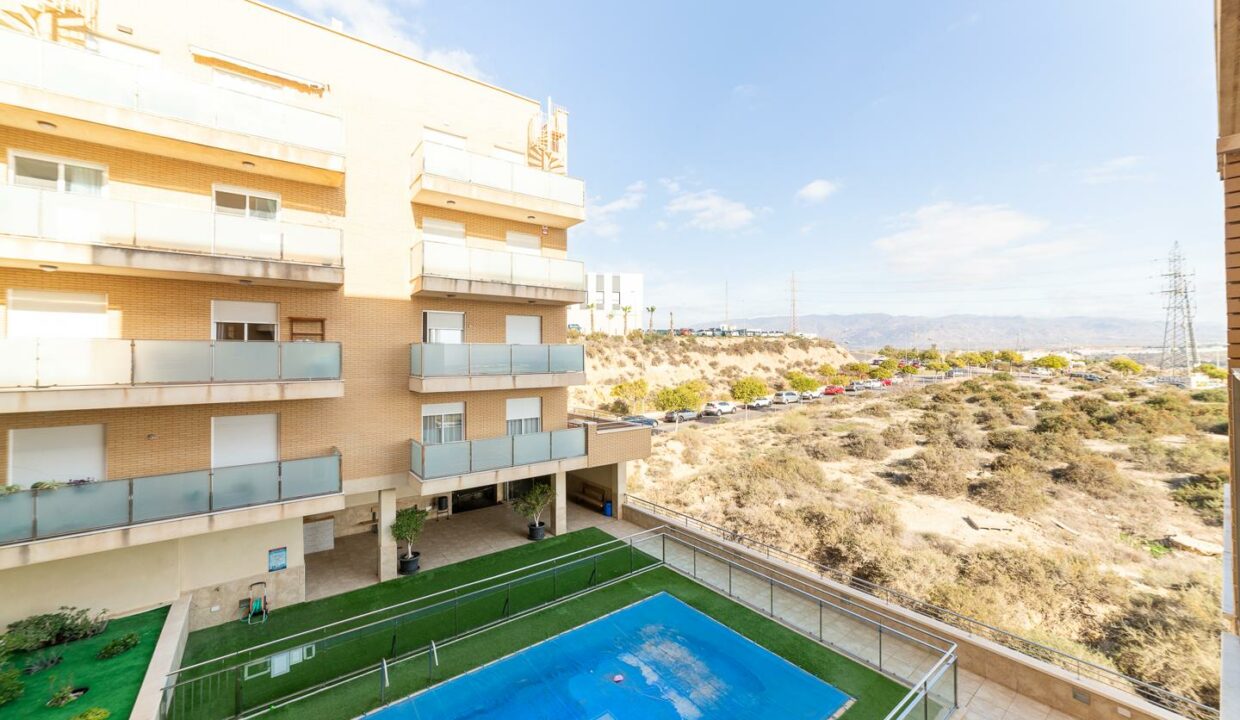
[409,426,586,480]
[0,32,343,153]
[0,452,340,546]
[410,343,584,377]
[0,338,341,388]
[0,185,343,266]
[411,141,585,207]
[411,240,586,292]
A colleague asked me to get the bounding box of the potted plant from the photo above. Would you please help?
[390,506,428,575]
[512,481,554,540]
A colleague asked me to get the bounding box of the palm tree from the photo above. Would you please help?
[621,305,633,334]
[646,305,656,332]
[585,303,596,334]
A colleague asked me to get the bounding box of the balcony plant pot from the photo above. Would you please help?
[398,551,421,576]
[527,522,546,541]
[512,480,554,542]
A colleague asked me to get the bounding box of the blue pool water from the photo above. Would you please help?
[370,592,851,720]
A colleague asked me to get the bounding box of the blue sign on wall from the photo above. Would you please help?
[268,547,288,572]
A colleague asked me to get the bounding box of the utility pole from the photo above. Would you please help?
[724,280,729,329]
[668,311,674,333]
[1157,242,1199,384]
[789,272,798,335]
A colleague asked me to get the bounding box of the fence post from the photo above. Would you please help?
[878,624,884,672]
[234,671,242,718]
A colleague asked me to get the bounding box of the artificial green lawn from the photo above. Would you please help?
[5,605,168,720]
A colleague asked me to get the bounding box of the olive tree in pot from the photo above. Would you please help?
[512,481,554,540]
[391,506,428,575]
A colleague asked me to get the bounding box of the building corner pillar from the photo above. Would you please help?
[549,471,567,535]
[377,489,397,582]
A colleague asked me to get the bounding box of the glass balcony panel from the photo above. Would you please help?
[549,344,584,373]
[133,202,214,253]
[510,253,549,287]
[468,247,511,283]
[471,437,513,472]
[422,143,469,181]
[469,344,511,375]
[36,338,131,386]
[0,185,41,238]
[213,342,279,381]
[409,344,422,376]
[133,340,213,384]
[131,471,210,523]
[547,258,587,290]
[213,214,282,260]
[280,342,341,380]
[212,461,280,510]
[470,154,512,189]
[510,164,551,198]
[41,38,140,108]
[420,344,469,376]
[551,427,586,459]
[41,192,134,245]
[281,455,341,499]
[0,491,35,544]
[422,442,470,479]
[282,224,342,265]
[36,481,130,536]
[513,432,551,466]
[0,338,38,388]
[410,440,424,478]
[511,345,549,374]
[421,241,470,279]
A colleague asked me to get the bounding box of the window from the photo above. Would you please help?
[506,398,541,436]
[424,312,464,344]
[213,188,279,220]
[611,292,621,306]
[8,424,105,488]
[506,231,540,255]
[212,301,277,342]
[421,217,465,246]
[422,402,464,445]
[591,292,604,306]
[11,153,104,196]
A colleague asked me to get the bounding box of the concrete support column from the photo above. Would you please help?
[377,489,397,582]
[613,461,628,520]
[549,471,567,536]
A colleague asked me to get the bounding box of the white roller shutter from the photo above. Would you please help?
[8,424,105,487]
[211,414,278,468]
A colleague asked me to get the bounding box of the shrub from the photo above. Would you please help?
[1191,387,1226,403]
[801,502,907,585]
[47,679,79,708]
[987,428,1038,453]
[969,467,1049,516]
[0,665,22,706]
[1054,454,1125,498]
[906,442,976,497]
[775,411,811,435]
[1171,473,1225,525]
[5,608,105,652]
[991,371,1014,381]
[72,709,111,720]
[22,650,62,675]
[96,632,139,660]
[841,431,888,460]
[880,423,915,448]
[800,437,844,462]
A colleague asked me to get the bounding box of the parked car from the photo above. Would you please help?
[946,368,968,378]
[568,323,582,333]
[1029,367,1054,377]
[846,381,868,392]
[663,408,699,422]
[864,379,885,390]
[748,396,772,408]
[772,391,800,404]
[1081,373,1104,383]
[702,401,738,416]
[880,378,894,386]
[799,390,817,401]
[823,385,845,395]
[621,415,659,427]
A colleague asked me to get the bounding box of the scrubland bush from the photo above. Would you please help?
[801,502,907,585]
[880,423,915,448]
[905,442,976,497]
[969,466,1049,515]
[775,411,812,435]
[841,430,888,460]
[1171,472,1225,525]
[1055,453,1125,498]
[800,437,845,462]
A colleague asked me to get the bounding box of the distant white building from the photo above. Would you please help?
[568,272,644,335]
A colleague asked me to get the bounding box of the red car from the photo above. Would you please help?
[881,378,894,386]
[823,385,845,395]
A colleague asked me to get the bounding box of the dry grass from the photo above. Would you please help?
[904,441,977,497]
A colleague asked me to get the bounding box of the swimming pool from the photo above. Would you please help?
[369,592,852,719]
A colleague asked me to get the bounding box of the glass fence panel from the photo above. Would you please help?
[420,241,470,279]
[0,337,38,388]
[468,247,511,284]
[409,344,422,376]
[410,441,424,478]
[422,143,470,181]
[133,341,213,384]
[213,342,279,381]
[212,462,280,510]
[42,192,134,246]
[547,258,587,290]
[282,456,341,499]
[0,491,35,544]
[36,338,131,386]
[470,153,512,190]
[772,583,821,637]
[214,214,282,260]
[510,253,549,287]
[422,442,471,479]
[132,471,210,523]
[470,437,513,472]
[729,564,771,610]
[550,427,586,459]
[282,224,341,265]
[0,185,41,238]
[510,345,549,374]
[512,432,551,465]
[469,344,511,375]
[281,343,340,380]
[926,661,957,720]
[549,344,584,373]
[36,481,130,537]
[823,603,881,669]
[420,344,468,376]
[133,202,214,253]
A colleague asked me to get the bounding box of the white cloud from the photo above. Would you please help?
[873,202,1071,281]
[731,83,757,99]
[1080,155,1152,185]
[795,179,839,205]
[665,189,757,231]
[287,0,485,79]
[585,181,646,238]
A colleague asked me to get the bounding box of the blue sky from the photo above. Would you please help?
[277,1,1221,327]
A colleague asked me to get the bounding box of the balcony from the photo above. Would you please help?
[0,31,344,185]
[0,185,343,287]
[409,343,585,393]
[0,339,343,413]
[410,142,585,228]
[410,240,586,304]
[409,426,588,495]
[0,452,341,548]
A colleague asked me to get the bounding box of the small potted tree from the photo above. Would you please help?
[512,481,554,540]
[391,506,428,575]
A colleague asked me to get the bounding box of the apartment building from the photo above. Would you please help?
[566,271,644,335]
[0,0,649,629]
[1215,2,1240,716]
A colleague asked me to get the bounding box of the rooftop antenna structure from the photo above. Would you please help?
[1157,242,1199,382]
